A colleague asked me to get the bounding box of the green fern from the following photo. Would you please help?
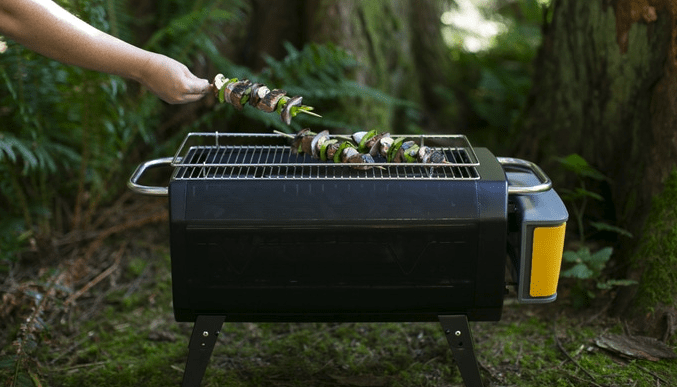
[240,42,412,132]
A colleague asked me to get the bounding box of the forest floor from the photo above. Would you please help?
[1,198,676,387]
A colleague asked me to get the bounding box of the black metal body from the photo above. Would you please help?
[169,148,508,323]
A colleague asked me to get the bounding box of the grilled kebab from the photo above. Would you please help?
[287,129,447,168]
[213,74,320,125]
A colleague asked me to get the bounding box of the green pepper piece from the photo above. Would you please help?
[403,144,419,163]
[276,96,290,114]
[290,105,322,118]
[320,139,338,161]
[387,137,406,162]
[218,86,226,103]
[239,86,252,105]
[358,129,378,153]
[334,141,355,164]
[217,77,237,104]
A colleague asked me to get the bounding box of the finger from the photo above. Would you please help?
[185,78,211,96]
[179,93,208,103]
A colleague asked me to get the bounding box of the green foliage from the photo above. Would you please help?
[561,246,636,300]
[0,35,157,258]
[220,41,409,134]
[0,355,43,387]
[561,247,613,280]
[144,0,246,65]
[0,0,393,268]
[557,153,607,181]
[556,154,635,306]
[0,0,244,262]
[556,154,631,242]
[440,0,546,150]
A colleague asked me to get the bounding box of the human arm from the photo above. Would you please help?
[0,0,211,104]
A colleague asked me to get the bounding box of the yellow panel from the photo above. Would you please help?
[530,223,566,297]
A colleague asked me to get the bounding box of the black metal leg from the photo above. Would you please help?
[439,315,484,387]
[181,315,225,387]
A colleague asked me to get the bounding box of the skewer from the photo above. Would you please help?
[273,130,351,141]
[276,129,446,169]
[213,74,322,125]
[273,130,294,138]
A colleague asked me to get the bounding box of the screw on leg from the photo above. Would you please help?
[439,315,484,387]
[182,315,225,387]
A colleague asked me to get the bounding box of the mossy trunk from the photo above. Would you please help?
[520,0,677,330]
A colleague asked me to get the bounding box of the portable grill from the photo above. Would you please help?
[129,132,568,387]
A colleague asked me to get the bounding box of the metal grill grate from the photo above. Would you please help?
[171,132,480,181]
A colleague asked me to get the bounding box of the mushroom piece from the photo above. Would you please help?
[352,131,368,145]
[229,80,252,111]
[214,74,228,92]
[365,132,388,156]
[281,96,303,125]
[373,136,394,158]
[325,141,340,161]
[310,130,330,159]
[342,147,376,170]
[393,140,415,163]
[292,128,314,154]
[223,81,240,104]
[418,146,447,163]
[257,89,287,113]
[248,83,267,107]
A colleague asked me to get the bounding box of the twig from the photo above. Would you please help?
[64,242,126,306]
[82,210,167,263]
[635,363,669,385]
[564,370,607,387]
[49,332,93,364]
[477,360,502,383]
[554,333,602,386]
[56,360,109,372]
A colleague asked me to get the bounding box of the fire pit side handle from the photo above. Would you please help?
[497,157,552,195]
[127,157,173,196]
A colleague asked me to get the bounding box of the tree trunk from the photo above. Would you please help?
[237,0,460,133]
[520,0,677,333]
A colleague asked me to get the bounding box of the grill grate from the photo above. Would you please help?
[171,132,480,181]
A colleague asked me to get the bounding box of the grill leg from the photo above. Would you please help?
[438,315,484,387]
[181,315,225,387]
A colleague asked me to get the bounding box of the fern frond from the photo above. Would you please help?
[0,134,38,171]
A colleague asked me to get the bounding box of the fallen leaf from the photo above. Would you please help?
[595,334,677,361]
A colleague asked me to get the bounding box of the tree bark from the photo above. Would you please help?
[519,0,677,332]
[239,0,461,133]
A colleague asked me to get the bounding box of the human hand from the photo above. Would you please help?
[139,53,212,104]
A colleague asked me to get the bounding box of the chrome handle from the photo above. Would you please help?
[127,157,173,196]
[497,157,553,194]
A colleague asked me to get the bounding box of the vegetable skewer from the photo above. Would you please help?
[213,74,321,125]
[275,129,448,169]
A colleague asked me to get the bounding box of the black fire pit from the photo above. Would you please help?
[129,132,568,387]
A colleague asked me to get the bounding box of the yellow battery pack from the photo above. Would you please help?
[529,223,566,297]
